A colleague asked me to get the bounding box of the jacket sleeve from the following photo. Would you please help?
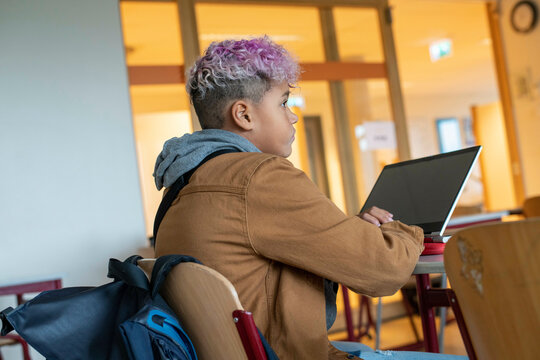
[245,156,424,297]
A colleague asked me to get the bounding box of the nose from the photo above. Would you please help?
[289,109,299,125]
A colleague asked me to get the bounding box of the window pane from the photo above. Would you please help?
[120,2,190,236]
[344,79,398,201]
[334,7,384,62]
[120,1,184,65]
[390,0,499,212]
[295,81,346,211]
[390,0,498,158]
[133,111,192,235]
[195,4,325,62]
[129,84,189,114]
[194,4,347,209]
[436,118,462,153]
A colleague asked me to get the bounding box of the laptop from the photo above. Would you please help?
[360,145,482,242]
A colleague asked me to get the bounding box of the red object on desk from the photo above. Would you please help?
[0,278,62,360]
[421,239,446,255]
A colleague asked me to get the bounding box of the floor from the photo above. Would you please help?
[328,314,468,356]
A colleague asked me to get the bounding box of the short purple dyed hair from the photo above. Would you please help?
[187,36,300,129]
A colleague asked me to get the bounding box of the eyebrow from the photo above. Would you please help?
[282,90,290,97]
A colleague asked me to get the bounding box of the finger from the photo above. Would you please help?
[371,206,394,218]
[366,207,393,224]
[359,213,381,226]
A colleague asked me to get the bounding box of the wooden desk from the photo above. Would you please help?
[413,254,445,275]
[445,210,510,232]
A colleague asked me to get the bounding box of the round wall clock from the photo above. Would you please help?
[511,0,538,33]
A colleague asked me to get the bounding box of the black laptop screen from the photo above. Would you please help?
[360,146,481,234]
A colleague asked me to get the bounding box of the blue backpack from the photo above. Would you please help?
[1,255,198,360]
[117,255,199,360]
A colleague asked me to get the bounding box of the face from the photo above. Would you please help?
[247,82,299,157]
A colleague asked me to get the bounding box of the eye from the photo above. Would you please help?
[281,99,289,107]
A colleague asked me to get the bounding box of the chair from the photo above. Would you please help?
[138,259,268,360]
[444,218,540,360]
[0,278,61,360]
[523,195,540,218]
[0,335,31,360]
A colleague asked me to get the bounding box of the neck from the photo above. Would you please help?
[219,122,254,147]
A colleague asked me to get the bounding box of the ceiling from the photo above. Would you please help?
[120,0,499,102]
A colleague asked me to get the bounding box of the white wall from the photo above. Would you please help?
[0,0,146,355]
[500,0,540,198]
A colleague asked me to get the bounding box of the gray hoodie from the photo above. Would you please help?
[153,129,261,190]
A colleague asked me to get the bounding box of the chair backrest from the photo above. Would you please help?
[523,195,540,218]
[444,219,540,360]
[138,259,266,360]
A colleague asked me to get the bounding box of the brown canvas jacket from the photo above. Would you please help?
[155,152,424,359]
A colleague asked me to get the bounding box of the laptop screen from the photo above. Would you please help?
[360,146,482,235]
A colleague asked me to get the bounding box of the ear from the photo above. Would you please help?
[230,100,254,131]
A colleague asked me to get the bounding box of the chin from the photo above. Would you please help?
[266,146,292,158]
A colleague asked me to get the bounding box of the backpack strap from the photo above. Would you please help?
[107,256,149,290]
[152,149,237,244]
[1,307,15,335]
[257,328,280,360]
[149,254,202,298]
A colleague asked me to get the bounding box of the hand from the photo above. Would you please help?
[358,206,394,227]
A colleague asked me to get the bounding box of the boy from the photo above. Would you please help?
[154,36,465,360]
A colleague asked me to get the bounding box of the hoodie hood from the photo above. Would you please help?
[153,129,261,190]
